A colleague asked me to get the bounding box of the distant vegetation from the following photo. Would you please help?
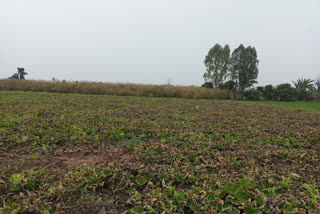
[244,78,320,102]
[0,79,229,100]
[202,44,259,99]
[3,53,319,102]
[9,68,28,80]
[202,43,319,102]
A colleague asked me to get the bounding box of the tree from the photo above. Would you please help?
[203,44,230,88]
[17,68,28,79]
[257,86,264,95]
[229,44,259,98]
[315,77,320,92]
[293,78,314,101]
[275,83,297,101]
[244,88,262,101]
[10,73,19,79]
[219,80,236,91]
[201,82,213,88]
[9,68,28,80]
[263,84,274,100]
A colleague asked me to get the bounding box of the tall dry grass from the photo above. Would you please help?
[0,79,229,99]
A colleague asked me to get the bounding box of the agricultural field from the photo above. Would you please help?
[0,91,320,214]
[247,101,320,112]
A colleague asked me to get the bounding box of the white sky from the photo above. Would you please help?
[0,0,319,86]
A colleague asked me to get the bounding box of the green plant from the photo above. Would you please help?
[9,173,24,191]
[275,83,297,101]
[203,44,230,88]
[1,90,320,213]
[130,206,143,214]
[293,78,315,101]
[263,84,274,100]
[244,88,262,101]
[70,164,114,192]
[304,184,319,203]
[0,199,20,214]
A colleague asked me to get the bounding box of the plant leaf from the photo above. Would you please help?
[130,206,143,214]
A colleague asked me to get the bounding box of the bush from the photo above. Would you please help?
[296,90,315,102]
[263,85,274,100]
[201,82,213,88]
[244,88,262,101]
[219,80,236,91]
[257,86,264,94]
[275,83,297,101]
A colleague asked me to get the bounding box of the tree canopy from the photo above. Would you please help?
[203,44,230,88]
[9,68,28,80]
[203,43,259,99]
[229,44,259,92]
[293,78,315,101]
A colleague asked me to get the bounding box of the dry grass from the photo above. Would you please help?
[0,79,229,99]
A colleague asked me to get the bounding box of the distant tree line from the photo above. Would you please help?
[202,44,259,99]
[245,78,320,102]
[202,44,320,102]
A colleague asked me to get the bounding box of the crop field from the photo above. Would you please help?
[0,79,229,100]
[247,101,320,112]
[1,91,320,214]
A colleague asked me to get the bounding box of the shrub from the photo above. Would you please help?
[201,82,213,88]
[257,86,264,94]
[263,84,275,100]
[298,91,315,102]
[275,83,297,101]
[219,80,236,91]
[244,88,262,101]
[296,89,315,102]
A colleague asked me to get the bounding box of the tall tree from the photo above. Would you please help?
[229,44,259,98]
[293,78,314,91]
[293,78,314,101]
[17,68,28,79]
[203,44,230,88]
[9,68,28,80]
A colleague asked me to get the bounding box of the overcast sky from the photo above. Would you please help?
[1,0,319,86]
